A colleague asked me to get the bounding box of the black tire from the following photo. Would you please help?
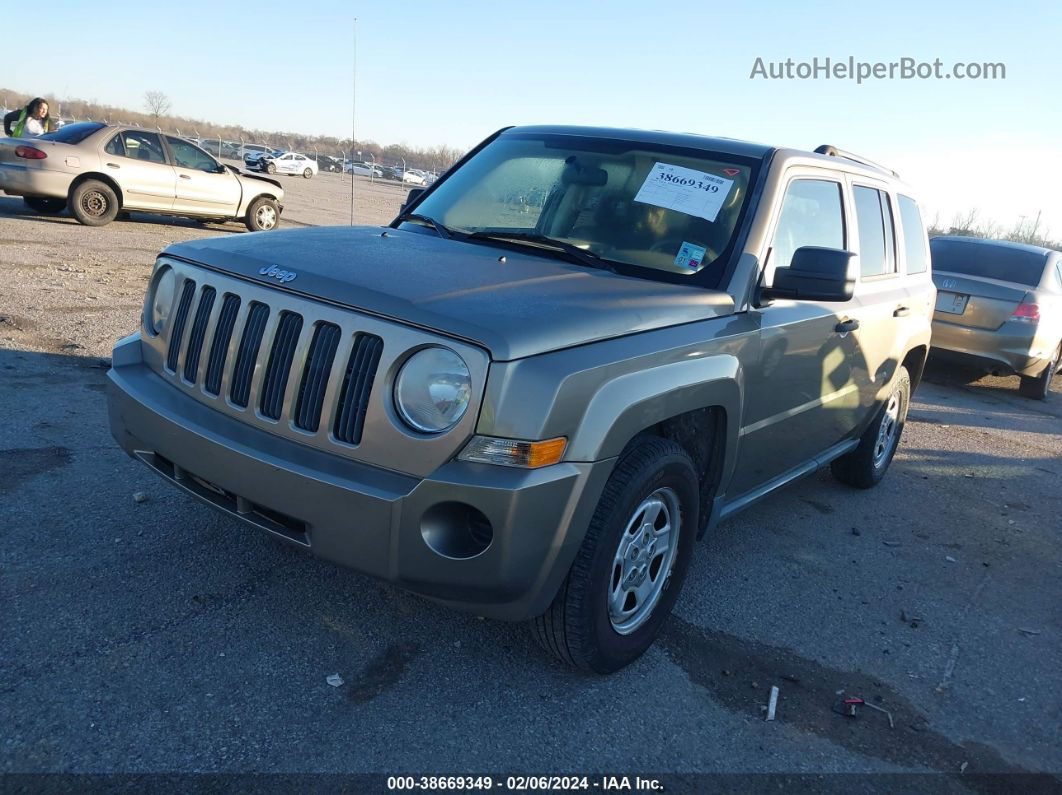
[531,436,699,673]
[831,365,911,489]
[23,196,65,214]
[266,163,276,175]
[69,179,119,227]
[302,168,313,179]
[1018,344,1059,400]
[245,196,280,232]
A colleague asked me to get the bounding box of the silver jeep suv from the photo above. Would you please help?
[108,126,934,672]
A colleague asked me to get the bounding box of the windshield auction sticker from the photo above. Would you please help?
[634,162,734,222]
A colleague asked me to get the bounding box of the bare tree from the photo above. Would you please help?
[143,91,171,123]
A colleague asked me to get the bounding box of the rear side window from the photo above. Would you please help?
[770,179,845,272]
[104,133,125,157]
[930,239,1049,288]
[120,131,166,164]
[853,186,896,277]
[898,195,929,274]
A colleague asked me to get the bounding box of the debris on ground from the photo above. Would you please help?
[132,492,148,504]
[883,540,902,547]
[1017,628,1041,636]
[326,674,344,687]
[766,686,779,721]
[946,556,957,562]
[900,610,924,628]
[837,696,894,728]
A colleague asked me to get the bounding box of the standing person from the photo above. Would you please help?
[3,98,56,137]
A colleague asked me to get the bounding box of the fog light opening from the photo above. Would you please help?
[420,502,494,560]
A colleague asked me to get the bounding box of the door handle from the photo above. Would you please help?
[179,174,191,180]
[834,318,860,333]
[893,306,911,317]
[106,162,120,169]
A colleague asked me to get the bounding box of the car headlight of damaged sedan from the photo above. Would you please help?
[394,347,472,433]
[148,265,176,334]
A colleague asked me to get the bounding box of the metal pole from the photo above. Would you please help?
[350,16,357,225]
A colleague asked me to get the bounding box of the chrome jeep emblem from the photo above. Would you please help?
[258,264,297,283]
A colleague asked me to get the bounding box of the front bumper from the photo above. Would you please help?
[0,163,71,198]
[107,335,614,621]
[930,317,1052,377]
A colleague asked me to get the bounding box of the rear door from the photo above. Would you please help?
[104,130,175,210]
[846,179,912,414]
[165,135,241,215]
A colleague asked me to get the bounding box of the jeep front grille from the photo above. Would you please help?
[145,262,488,477]
[161,277,382,448]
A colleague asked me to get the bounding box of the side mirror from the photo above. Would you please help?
[761,247,855,303]
[401,187,425,213]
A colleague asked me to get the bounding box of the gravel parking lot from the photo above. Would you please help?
[2,170,1060,784]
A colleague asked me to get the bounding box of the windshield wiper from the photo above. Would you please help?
[397,212,455,239]
[465,231,616,272]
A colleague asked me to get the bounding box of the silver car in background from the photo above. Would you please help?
[929,236,1062,399]
[0,122,284,231]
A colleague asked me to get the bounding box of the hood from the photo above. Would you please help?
[163,226,735,360]
[235,170,283,191]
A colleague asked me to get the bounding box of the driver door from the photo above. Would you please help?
[728,171,868,499]
[165,136,241,215]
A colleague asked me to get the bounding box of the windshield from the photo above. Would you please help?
[39,122,105,144]
[410,132,757,282]
[930,238,1049,287]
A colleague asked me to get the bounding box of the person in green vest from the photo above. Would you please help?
[3,98,56,137]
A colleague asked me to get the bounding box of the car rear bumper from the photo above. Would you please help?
[930,318,1052,377]
[0,163,71,198]
[107,334,613,620]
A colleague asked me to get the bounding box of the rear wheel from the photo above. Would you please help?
[69,179,119,227]
[245,196,279,231]
[23,196,65,214]
[831,366,910,488]
[303,168,313,179]
[530,436,699,673]
[1018,344,1059,400]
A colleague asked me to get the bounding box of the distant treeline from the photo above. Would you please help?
[0,87,467,172]
[928,208,1059,251]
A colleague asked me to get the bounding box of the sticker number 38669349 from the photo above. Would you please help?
[633,162,735,222]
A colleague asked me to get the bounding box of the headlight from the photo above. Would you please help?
[394,347,471,433]
[149,266,176,334]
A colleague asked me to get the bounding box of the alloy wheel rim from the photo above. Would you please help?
[608,487,681,635]
[873,391,901,467]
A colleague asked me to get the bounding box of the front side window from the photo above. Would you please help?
[166,136,218,172]
[121,131,166,164]
[854,186,896,278]
[411,132,758,283]
[769,179,845,274]
[898,195,929,274]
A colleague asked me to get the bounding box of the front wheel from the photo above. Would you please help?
[531,436,699,673]
[266,163,276,175]
[831,365,911,488]
[1018,344,1059,400]
[69,179,119,227]
[245,197,279,231]
[23,196,66,214]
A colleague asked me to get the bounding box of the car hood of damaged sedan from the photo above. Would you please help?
[162,226,734,361]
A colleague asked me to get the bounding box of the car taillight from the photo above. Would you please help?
[15,145,47,160]
[1010,301,1040,324]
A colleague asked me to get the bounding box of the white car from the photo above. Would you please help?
[402,170,427,186]
[257,151,319,179]
[348,162,383,178]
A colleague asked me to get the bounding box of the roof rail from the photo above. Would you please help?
[814,145,899,178]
